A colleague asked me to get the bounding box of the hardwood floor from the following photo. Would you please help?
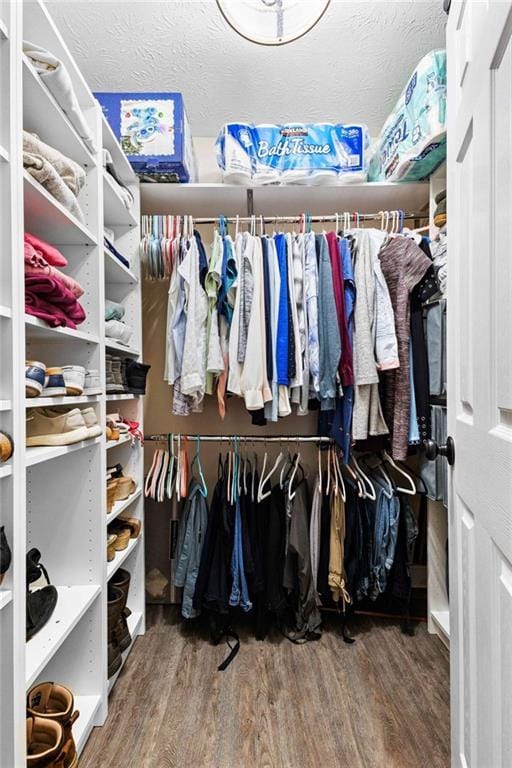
[81,606,450,768]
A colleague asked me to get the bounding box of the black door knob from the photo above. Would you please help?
[424,436,455,466]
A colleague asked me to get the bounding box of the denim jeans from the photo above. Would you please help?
[229,497,252,612]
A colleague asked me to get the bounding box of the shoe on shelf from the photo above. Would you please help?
[26,715,64,767]
[118,517,141,539]
[125,360,151,395]
[108,524,130,551]
[107,413,129,434]
[105,355,121,394]
[83,369,101,394]
[80,407,102,438]
[0,526,12,585]
[106,425,120,442]
[42,368,67,398]
[26,549,58,642]
[107,463,124,480]
[26,361,46,398]
[0,430,14,462]
[114,476,137,501]
[26,408,89,447]
[107,534,117,562]
[107,584,124,677]
[27,682,79,762]
[107,479,119,513]
[106,319,133,346]
[61,365,86,396]
[109,568,132,652]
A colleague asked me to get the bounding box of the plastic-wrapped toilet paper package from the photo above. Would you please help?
[369,49,446,182]
[216,122,370,185]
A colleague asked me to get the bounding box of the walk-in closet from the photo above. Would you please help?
[2,1,512,766]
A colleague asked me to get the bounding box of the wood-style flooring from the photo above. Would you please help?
[80,606,450,768]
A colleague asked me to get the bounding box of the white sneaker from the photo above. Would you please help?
[80,407,103,438]
[61,365,86,395]
[26,408,89,447]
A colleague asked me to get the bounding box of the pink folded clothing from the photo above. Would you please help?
[25,273,86,329]
[24,243,84,299]
[24,232,68,267]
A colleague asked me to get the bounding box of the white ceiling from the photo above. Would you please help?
[46,0,446,137]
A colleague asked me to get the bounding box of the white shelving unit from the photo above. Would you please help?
[1,2,145,763]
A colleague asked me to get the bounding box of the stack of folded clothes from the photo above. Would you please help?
[104,236,130,269]
[103,149,134,210]
[105,299,133,345]
[25,233,86,329]
[23,131,86,222]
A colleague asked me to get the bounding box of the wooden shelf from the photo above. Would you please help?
[106,488,142,526]
[23,56,95,170]
[23,170,97,246]
[0,464,13,478]
[26,435,102,467]
[0,304,12,318]
[0,144,9,162]
[0,590,13,610]
[26,585,101,687]
[26,394,101,408]
[103,172,138,229]
[0,18,8,39]
[106,394,138,402]
[140,180,430,218]
[0,400,11,411]
[104,248,138,285]
[74,695,102,755]
[106,433,132,450]
[431,610,450,644]
[25,315,100,344]
[100,112,137,186]
[105,339,140,357]
[107,611,143,695]
[106,536,140,579]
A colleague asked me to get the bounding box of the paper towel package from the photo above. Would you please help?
[216,122,370,185]
[95,92,198,182]
[369,49,447,182]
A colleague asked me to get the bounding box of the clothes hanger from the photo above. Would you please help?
[279,442,293,489]
[333,448,346,502]
[362,454,393,499]
[166,433,175,500]
[351,455,377,501]
[317,443,322,493]
[191,435,208,498]
[257,450,283,503]
[382,450,417,495]
[325,445,332,496]
[288,451,303,501]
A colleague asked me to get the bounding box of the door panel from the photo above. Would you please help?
[448,2,512,766]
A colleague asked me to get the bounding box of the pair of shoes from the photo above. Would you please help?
[0,430,14,462]
[106,354,126,394]
[107,580,128,677]
[106,476,137,513]
[26,362,86,398]
[106,413,130,442]
[107,534,117,562]
[125,359,150,395]
[27,549,58,641]
[26,682,79,767]
[108,518,141,550]
[0,526,12,585]
[109,568,132,656]
[26,407,102,447]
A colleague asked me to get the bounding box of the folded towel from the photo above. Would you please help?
[23,131,85,197]
[105,299,125,321]
[25,274,86,329]
[24,232,68,267]
[23,41,97,155]
[105,319,132,345]
[24,149,85,222]
[25,248,84,299]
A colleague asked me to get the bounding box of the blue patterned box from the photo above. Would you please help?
[95,92,198,182]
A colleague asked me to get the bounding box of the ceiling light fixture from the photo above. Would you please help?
[216,0,331,46]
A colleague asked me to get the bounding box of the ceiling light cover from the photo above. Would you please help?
[217,0,331,46]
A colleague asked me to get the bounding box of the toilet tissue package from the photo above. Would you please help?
[216,122,370,185]
[369,49,447,182]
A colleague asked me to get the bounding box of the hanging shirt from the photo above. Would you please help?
[205,231,224,395]
[275,233,289,386]
[379,236,432,460]
[263,236,281,423]
[304,231,320,397]
[178,235,208,407]
[317,234,341,410]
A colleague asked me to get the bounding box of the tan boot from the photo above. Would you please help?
[109,568,132,652]
[106,479,119,513]
[27,682,79,765]
[26,716,64,767]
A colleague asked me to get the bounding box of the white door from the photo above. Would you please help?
[448,1,512,766]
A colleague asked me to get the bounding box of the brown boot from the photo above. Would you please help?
[107,584,124,677]
[109,568,132,652]
[27,682,79,764]
[27,716,64,767]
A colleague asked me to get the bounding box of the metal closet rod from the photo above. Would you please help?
[142,211,425,225]
[146,434,333,443]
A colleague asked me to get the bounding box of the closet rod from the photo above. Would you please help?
[142,211,425,225]
[146,434,333,443]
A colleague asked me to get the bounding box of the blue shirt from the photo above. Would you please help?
[275,233,289,385]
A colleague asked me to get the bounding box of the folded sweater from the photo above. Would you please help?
[25,243,84,299]
[25,232,68,267]
[25,273,86,329]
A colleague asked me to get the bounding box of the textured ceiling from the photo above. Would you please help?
[46,0,446,136]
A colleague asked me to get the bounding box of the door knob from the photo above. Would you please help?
[424,436,455,466]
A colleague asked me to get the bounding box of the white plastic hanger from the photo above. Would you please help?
[382,450,417,495]
[351,455,377,501]
[288,451,301,501]
[317,444,323,494]
[333,448,346,502]
[257,451,283,502]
